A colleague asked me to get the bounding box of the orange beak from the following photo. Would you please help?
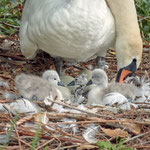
[118,69,132,83]
[116,58,137,83]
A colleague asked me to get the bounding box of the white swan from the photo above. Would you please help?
[15,72,63,101]
[20,0,142,82]
[87,69,137,105]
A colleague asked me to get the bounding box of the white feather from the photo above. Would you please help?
[125,76,150,102]
[103,92,128,106]
[44,97,68,113]
[0,104,6,112]
[0,134,9,144]
[4,91,19,100]
[59,118,78,134]
[70,104,88,114]
[83,124,99,143]
[119,102,137,111]
[0,80,9,88]
[9,99,38,114]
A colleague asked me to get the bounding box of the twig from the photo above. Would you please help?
[0,53,29,61]
[13,123,22,150]
[6,110,22,150]
[123,131,150,143]
[42,124,85,143]
[47,99,111,118]
[35,138,55,150]
[0,21,20,29]
[58,144,79,150]
[12,135,31,148]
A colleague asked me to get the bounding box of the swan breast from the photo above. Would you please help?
[20,0,115,61]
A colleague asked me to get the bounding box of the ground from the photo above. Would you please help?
[0,35,150,149]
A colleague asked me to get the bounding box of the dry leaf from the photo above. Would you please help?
[123,122,141,135]
[34,112,49,124]
[101,127,129,138]
[77,144,98,150]
[0,34,4,38]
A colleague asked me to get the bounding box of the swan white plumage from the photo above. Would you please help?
[20,0,142,82]
[20,0,115,61]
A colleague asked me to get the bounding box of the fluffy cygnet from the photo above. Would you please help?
[15,73,63,101]
[68,73,88,91]
[67,74,88,104]
[67,69,95,98]
[42,70,71,100]
[78,69,96,95]
[87,69,137,105]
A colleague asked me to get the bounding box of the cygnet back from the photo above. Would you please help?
[106,83,137,101]
[15,73,63,101]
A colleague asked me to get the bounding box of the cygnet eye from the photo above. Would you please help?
[32,95,38,100]
[54,78,57,80]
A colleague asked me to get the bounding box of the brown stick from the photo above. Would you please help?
[47,99,112,118]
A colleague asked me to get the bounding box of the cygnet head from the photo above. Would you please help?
[67,74,87,86]
[42,70,64,86]
[88,69,108,88]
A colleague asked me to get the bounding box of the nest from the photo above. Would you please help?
[0,36,150,149]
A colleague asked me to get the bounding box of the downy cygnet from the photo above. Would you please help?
[68,74,88,104]
[87,69,137,105]
[42,70,71,100]
[15,72,63,101]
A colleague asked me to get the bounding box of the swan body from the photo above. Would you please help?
[20,0,115,61]
[15,73,63,101]
[20,0,142,82]
[87,69,137,105]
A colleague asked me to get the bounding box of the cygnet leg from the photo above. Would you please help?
[54,57,63,76]
[96,56,107,69]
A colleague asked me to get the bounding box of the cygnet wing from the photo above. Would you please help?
[15,73,52,100]
[103,92,128,106]
[106,83,137,101]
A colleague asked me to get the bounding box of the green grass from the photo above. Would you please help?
[0,0,23,36]
[96,138,133,150]
[0,114,18,150]
[135,0,150,42]
[30,123,41,150]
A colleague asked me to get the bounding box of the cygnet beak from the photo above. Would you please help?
[116,58,137,83]
[67,80,75,86]
[86,79,93,86]
[58,81,65,87]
